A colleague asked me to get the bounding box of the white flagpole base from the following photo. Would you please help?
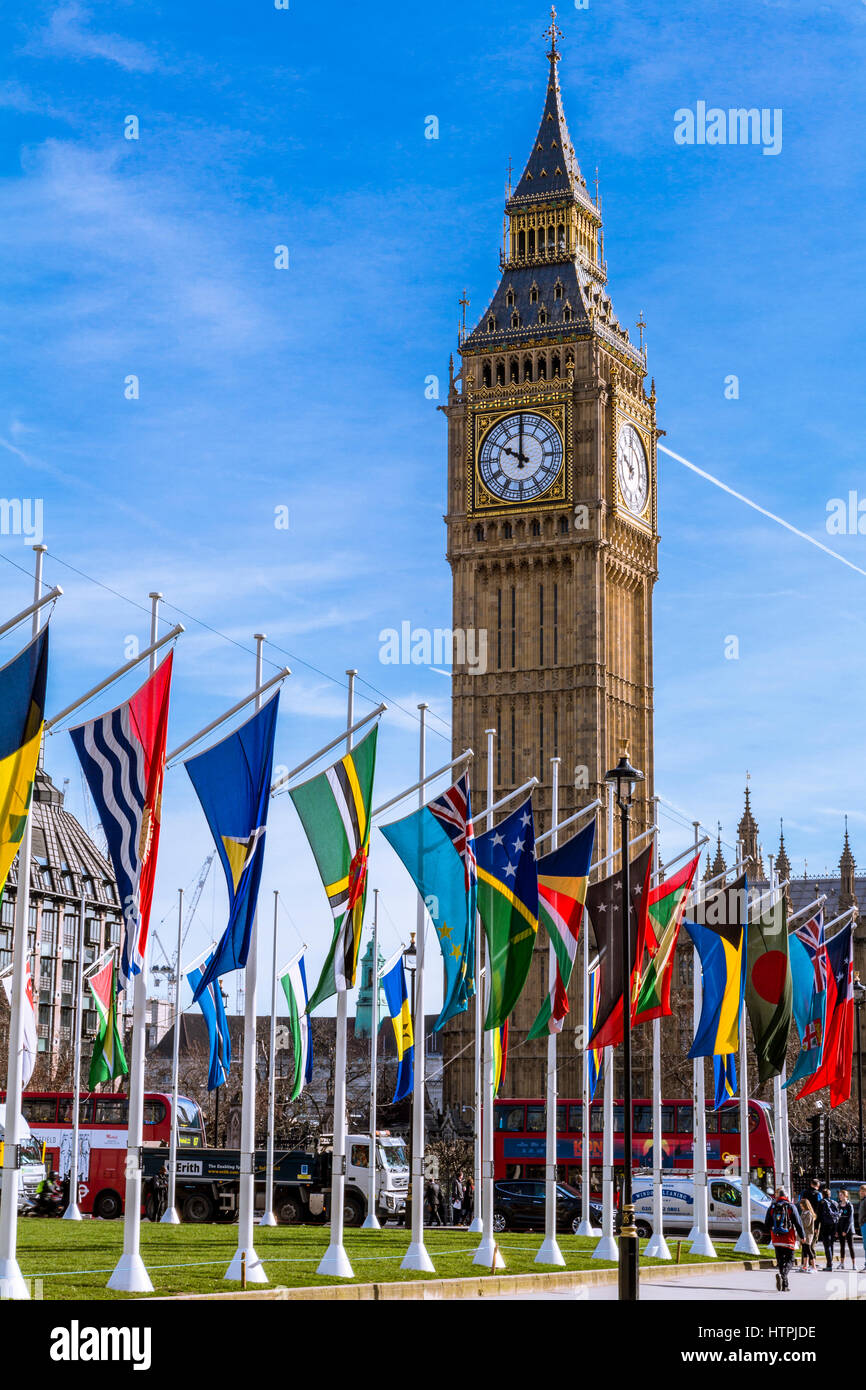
[401,1240,435,1272]
[62,1202,82,1222]
[686,1223,699,1242]
[107,1251,154,1294]
[576,1219,600,1237]
[361,1212,381,1230]
[467,1215,483,1233]
[689,1231,717,1258]
[160,1207,181,1225]
[535,1236,566,1267]
[734,1229,760,1256]
[0,1259,30,1301]
[592,1235,619,1261]
[472,1237,505,1268]
[644,1233,672,1260]
[258,1211,277,1227]
[316,1242,354,1279]
[225,1245,269,1283]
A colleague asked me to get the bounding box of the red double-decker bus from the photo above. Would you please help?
[7,1091,206,1218]
[494,1097,776,1192]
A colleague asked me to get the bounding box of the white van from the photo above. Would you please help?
[0,1104,46,1213]
[631,1175,772,1242]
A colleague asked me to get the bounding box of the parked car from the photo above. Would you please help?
[492,1180,604,1234]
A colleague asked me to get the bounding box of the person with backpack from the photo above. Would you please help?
[763,1187,804,1292]
[836,1189,856,1270]
[818,1185,839,1270]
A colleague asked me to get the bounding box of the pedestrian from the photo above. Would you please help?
[153,1163,168,1223]
[434,1178,447,1227]
[451,1170,465,1226]
[797,1196,818,1273]
[817,1185,839,1270]
[837,1189,856,1270]
[423,1179,436,1226]
[463,1176,474,1226]
[762,1187,804,1293]
[858,1185,866,1271]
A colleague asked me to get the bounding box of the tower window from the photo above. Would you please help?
[552,353,560,377]
[553,583,558,664]
[511,311,520,329]
[562,306,572,323]
[531,519,540,537]
[497,587,502,668]
[538,584,544,665]
[523,356,533,382]
[495,361,505,385]
[557,223,565,250]
[488,317,496,333]
[538,356,547,379]
[547,225,555,251]
[554,282,563,300]
[528,228,536,256]
[558,515,569,535]
[509,357,519,383]
[482,362,492,387]
[503,521,512,539]
[538,308,548,326]
[511,706,516,784]
[529,285,538,305]
[505,288,514,307]
[511,586,516,668]
[518,230,525,257]
[496,707,502,785]
[475,523,485,542]
[539,709,544,771]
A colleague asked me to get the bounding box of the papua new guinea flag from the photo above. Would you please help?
[184,693,279,1003]
[475,797,539,1031]
[685,873,748,1057]
[585,843,653,1051]
[745,896,792,1084]
[632,853,701,1027]
[0,628,48,898]
[527,818,595,1041]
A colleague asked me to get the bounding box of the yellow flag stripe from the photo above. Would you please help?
[343,753,367,843]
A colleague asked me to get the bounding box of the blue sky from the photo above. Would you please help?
[1,0,864,1014]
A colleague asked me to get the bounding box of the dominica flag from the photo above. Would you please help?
[685,873,748,1057]
[745,896,792,1084]
[632,853,700,1027]
[527,819,595,1041]
[475,797,539,1030]
[87,955,128,1089]
[493,1020,508,1097]
[381,950,413,1103]
[184,694,280,1003]
[0,628,48,899]
[279,952,313,1102]
[290,724,379,1012]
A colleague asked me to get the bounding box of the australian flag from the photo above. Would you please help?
[429,772,477,1000]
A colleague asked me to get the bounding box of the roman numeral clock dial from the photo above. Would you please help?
[616,422,649,517]
[478,412,563,504]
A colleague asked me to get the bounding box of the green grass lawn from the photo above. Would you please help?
[14,1221,768,1301]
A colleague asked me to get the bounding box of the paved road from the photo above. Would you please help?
[480,1266,866,1300]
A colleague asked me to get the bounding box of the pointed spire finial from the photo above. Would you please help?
[544,6,563,61]
[636,310,647,352]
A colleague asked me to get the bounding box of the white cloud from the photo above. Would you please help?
[30,3,160,73]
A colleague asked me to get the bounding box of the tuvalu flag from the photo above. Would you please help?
[475,797,538,1031]
[290,724,378,1012]
[585,844,653,1051]
[527,819,595,1041]
[184,694,279,1003]
[685,873,748,1057]
[632,853,701,1027]
[745,896,792,1084]
[785,910,827,1090]
[0,628,48,899]
[797,921,855,1109]
[381,951,414,1103]
[87,955,128,1089]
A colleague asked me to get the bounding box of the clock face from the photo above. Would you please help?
[478,413,563,504]
[616,423,649,516]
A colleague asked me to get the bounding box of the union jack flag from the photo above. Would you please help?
[795,910,828,994]
[429,773,476,889]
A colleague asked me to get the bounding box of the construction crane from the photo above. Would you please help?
[151,852,216,993]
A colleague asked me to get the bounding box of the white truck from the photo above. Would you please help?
[0,1104,46,1213]
[318,1132,410,1226]
[631,1174,773,1242]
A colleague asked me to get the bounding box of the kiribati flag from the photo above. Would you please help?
[70,653,173,989]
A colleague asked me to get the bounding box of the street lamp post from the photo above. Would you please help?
[605,744,644,1304]
[854,975,865,1180]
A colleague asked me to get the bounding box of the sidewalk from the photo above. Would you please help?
[487,1266,866,1301]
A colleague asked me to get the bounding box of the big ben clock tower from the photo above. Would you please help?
[442,13,659,1107]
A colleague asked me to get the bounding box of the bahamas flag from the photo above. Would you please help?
[493,1020,508,1096]
[187,951,232,1091]
[291,724,378,1011]
[0,629,48,898]
[476,797,539,1031]
[380,777,474,1030]
[527,819,595,1041]
[685,873,748,1057]
[587,967,601,1101]
[381,951,413,1103]
[185,694,279,1002]
[713,1053,737,1108]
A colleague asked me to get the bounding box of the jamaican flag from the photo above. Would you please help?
[632,853,700,1026]
[745,896,792,1084]
[0,628,48,899]
[475,797,538,1030]
[290,724,378,1011]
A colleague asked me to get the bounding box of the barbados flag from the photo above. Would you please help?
[0,629,48,898]
[381,951,414,1103]
[685,873,748,1057]
[184,694,279,1002]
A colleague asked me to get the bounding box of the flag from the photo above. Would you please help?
[493,1020,508,1096]
[184,695,279,1003]
[797,921,855,1108]
[381,953,413,1103]
[86,956,128,1089]
[527,819,595,1041]
[1,960,37,1087]
[585,844,653,1051]
[785,911,827,1089]
[279,954,313,1102]
[685,873,747,1057]
[70,653,172,989]
[290,724,378,1012]
[745,896,792,1084]
[0,629,48,898]
[632,853,700,1027]
[428,773,477,1003]
[186,953,231,1091]
[713,1052,737,1108]
[587,966,601,1101]
[381,776,474,1030]
[475,797,538,1030]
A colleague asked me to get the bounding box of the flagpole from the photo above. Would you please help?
[362,888,381,1231]
[689,819,715,1258]
[226,634,269,1283]
[0,584,62,640]
[536,757,565,1266]
[473,725,503,1268]
[734,837,759,1256]
[317,669,358,1279]
[644,798,670,1260]
[161,888,184,1224]
[469,729,495,1236]
[260,891,280,1226]
[63,885,87,1221]
[773,859,791,1194]
[593,783,618,1261]
[577,837,598,1238]
[769,854,783,1193]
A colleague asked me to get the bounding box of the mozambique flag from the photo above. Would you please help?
[475,797,538,1030]
[685,873,747,1057]
[184,694,279,1002]
[797,921,855,1109]
[632,853,700,1027]
[587,967,601,1100]
[0,629,48,898]
[381,951,414,1103]
[87,955,128,1088]
[745,897,792,1084]
[290,724,378,1011]
[585,844,653,1051]
[713,1052,737,1108]
[493,1020,508,1097]
[527,819,595,1041]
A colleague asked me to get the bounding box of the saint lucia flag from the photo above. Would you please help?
[381,951,413,1103]
[0,628,48,899]
[713,1053,737,1109]
[184,694,279,1002]
[186,952,232,1091]
[279,952,313,1102]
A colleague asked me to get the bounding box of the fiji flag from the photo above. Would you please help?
[184,694,279,1003]
[381,951,414,1103]
[186,952,232,1090]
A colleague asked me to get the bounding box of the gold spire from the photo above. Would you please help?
[543,6,563,61]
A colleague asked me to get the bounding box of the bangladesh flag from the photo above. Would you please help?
[745,897,792,1085]
[87,955,128,1088]
[289,724,378,1012]
[527,819,595,1041]
[632,853,700,1026]
[475,797,538,1030]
